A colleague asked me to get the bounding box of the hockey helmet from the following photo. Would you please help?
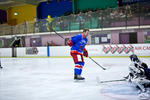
[129,54,139,62]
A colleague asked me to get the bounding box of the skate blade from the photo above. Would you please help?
[74,79,85,82]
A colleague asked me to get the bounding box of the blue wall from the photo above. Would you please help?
[37,0,72,19]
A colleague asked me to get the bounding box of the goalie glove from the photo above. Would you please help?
[83,48,88,57]
[67,40,73,47]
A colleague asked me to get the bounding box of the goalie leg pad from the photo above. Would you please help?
[145,68,150,80]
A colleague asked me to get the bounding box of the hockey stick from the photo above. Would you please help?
[50,28,106,70]
[51,28,65,39]
[98,78,126,83]
[89,57,106,70]
[0,53,2,68]
[0,60,2,68]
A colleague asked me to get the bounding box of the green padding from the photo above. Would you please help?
[144,41,150,43]
[74,0,117,11]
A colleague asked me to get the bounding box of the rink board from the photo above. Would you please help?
[0,44,150,57]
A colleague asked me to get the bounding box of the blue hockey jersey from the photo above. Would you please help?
[71,34,88,53]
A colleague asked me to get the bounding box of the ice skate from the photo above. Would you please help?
[0,66,2,69]
[74,75,85,80]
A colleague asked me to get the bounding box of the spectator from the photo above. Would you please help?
[23,20,27,34]
[97,11,103,28]
[34,17,39,33]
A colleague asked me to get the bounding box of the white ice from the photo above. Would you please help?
[0,57,150,100]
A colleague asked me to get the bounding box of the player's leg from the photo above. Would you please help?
[0,56,2,69]
[145,68,150,80]
[71,53,85,80]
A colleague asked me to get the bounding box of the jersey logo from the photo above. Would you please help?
[79,40,86,49]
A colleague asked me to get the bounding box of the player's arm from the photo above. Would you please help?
[67,35,82,47]
[83,48,88,57]
[67,39,73,47]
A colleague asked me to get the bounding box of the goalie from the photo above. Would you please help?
[125,54,150,93]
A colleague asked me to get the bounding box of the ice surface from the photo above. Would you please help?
[0,57,150,100]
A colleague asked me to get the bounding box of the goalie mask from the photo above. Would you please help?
[129,54,140,62]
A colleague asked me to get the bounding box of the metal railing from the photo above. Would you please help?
[0,2,150,36]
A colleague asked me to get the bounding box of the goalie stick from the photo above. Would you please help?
[96,77,126,84]
[98,79,126,83]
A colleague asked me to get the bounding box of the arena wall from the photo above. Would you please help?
[0,44,150,57]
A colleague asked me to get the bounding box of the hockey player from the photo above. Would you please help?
[128,54,150,81]
[67,28,89,80]
[126,54,150,93]
[0,57,2,69]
